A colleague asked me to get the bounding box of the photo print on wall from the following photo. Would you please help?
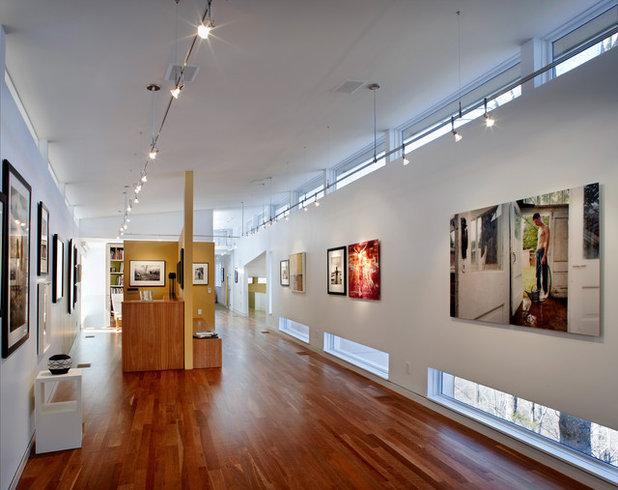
[348,240,380,300]
[37,202,49,276]
[450,182,600,336]
[289,252,306,293]
[280,259,289,286]
[2,160,31,358]
[130,260,166,287]
[193,263,208,285]
[327,246,346,295]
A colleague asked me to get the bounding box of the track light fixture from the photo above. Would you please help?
[170,84,183,99]
[141,174,147,183]
[484,98,495,128]
[198,19,214,39]
[149,148,159,160]
[315,200,320,207]
[134,196,139,204]
[451,116,462,142]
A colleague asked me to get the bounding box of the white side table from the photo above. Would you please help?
[34,369,83,453]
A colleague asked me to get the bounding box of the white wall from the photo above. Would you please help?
[80,239,107,329]
[0,28,80,490]
[231,48,618,432]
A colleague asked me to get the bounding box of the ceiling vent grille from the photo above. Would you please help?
[164,64,200,83]
[334,80,366,94]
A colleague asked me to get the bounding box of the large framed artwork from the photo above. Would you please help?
[193,263,208,285]
[37,282,51,355]
[37,202,49,276]
[450,183,600,336]
[280,259,289,287]
[289,252,306,293]
[73,244,78,308]
[327,246,346,295]
[67,239,73,313]
[348,240,380,300]
[52,234,64,303]
[129,260,165,287]
[2,160,31,358]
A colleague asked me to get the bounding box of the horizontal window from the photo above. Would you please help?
[428,369,618,484]
[324,333,389,379]
[279,317,310,343]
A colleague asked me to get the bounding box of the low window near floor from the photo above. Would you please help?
[279,317,310,343]
[427,368,618,484]
[323,333,389,379]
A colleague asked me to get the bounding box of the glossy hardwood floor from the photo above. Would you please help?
[18,308,588,489]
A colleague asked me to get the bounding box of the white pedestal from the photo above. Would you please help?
[35,369,82,453]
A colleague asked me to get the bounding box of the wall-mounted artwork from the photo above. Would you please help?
[348,240,380,300]
[37,282,51,355]
[280,259,289,287]
[450,183,600,336]
[327,246,346,295]
[67,239,73,313]
[193,263,208,285]
[289,252,306,293]
[177,248,184,290]
[234,268,238,283]
[52,234,64,303]
[37,202,49,276]
[73,244,78,308]
[129,260,166,287]
[2,160,31,358]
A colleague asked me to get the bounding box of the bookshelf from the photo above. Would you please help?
[106,243,124,328]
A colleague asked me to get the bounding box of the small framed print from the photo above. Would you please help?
[129,260,166,287]
[193,263,208,285]
[37,282,51,355]
[280,259,289,286]
[327,246,346,295]
[38,202,49,276]
[289,252,306,293]
[52,234,64,303]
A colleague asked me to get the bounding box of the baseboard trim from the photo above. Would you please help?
[9,433,34,490]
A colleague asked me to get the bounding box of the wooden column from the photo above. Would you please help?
[183,170,194,369]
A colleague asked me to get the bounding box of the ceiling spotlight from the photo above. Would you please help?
[451,116,462,142]
[170,84,183,99]
[133,196,139,204]
[135,184,142,194]
[149,148,159,160]
[120,231,124,236]
[315,200,320,207]
[141,174,148,183]
[483,98,495,128]
[402,144,410,166]
[126,218,131,223]
[285,216,289,221]
[127,204,132,212]
[197,20,214,39]
[116,236,120,240]
[303,205,308,212]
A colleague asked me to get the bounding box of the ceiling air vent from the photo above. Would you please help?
[334,80,366,94]
[164,64,200,83]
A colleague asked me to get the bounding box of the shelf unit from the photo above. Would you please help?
[106,243,124,328]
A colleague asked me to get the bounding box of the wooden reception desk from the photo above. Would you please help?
[122,300,184,372]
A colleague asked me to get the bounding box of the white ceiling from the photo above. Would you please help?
[0,0,601,229]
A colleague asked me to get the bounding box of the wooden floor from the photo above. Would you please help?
[18,308,588,489]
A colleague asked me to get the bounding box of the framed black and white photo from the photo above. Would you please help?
[327,246,346,295]
[280,259,289,286]
[2,160,31,358]
[52,234,64,303]
[177,248,184,290]
[73,244,78,308]
[193,263,208,285]
[67,239,73,313]
[234,268,238,283]
[37,202,49,276]
[37,282,51,355]
[130,260,165,287]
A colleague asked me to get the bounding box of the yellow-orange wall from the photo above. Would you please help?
[193,242,215,330]
[123,240,179,301]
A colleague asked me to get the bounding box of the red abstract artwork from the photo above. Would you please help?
[348,240,380,300]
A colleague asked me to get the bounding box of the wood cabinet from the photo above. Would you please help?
[193,338,222,368]
[122,300,184,372]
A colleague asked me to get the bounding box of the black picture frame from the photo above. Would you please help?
[2,160,32,358]
[327,246,347,295]
[67,239,73,313]
[177,248,184,289]
[129,260,166,287]
[37,202,49,276]
[52,234,64,303]
[73,244,78,308]
[280,259,289,287]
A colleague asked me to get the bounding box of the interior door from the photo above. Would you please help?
[509,202,523,318]
[568,185,600,335]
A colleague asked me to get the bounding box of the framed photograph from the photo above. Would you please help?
[2,160,31,358]
[129,260,165,287]
[177,248,184,290]
[72,244,78,308]
[450,183,600,336]
[37,202,49,276]
[67,239,73,313]
[280,259,290,286]
[327,246,346,295]
[52,234,64,303]
[193,263,208,285]
[234,268,238,283]
[37,282,51,355]
[289,252,306,293]
[348,240,380,300]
